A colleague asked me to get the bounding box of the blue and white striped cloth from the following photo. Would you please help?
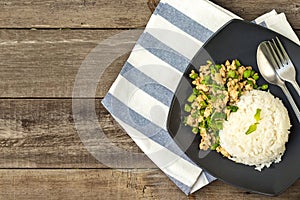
[102,0,299,195]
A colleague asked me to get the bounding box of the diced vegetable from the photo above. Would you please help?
[189,73,198,79]
[215,64,222,70]
[184,59,267,153]
[235,59,241,67]
[184,104,191,112]
[261,84,268,90]
[192,127,199,134]
[210,142,220,150]
[252,73,259,80]
[243,70,251,78]
[227,70,236,78]
[187,94,196,102]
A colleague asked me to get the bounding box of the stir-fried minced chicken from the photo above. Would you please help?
[184,59,268,157]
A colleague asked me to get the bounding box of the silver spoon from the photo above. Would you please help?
[257,41,300,123]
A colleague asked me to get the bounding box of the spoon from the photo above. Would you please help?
[257,41,300,123]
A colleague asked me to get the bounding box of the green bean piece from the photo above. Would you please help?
[200,101,207,108]
[184,104,191,112]
[227,70,236,78]
[192,127,199,134]
[200,109,205,116]
[183,116,188,124]
[247,80,254,86]
[252,73,259,80]
[243,70,251,78]
[189,73,198,79]
[193,88,199,95]
[235,59,241,67]
[187,94,196,102]
[215,64,222,70]
[261,84,268,90]
[210,143,220,150]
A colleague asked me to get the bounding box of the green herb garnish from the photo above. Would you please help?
[254,108,261,121]
[227,105,239,112]
[245,108,262,135]
[245,123,258,135]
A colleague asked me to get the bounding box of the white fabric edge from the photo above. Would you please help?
[254,9,277,24]
[113,115,203,187]
[190,172,210,193]
[264,13,300,45]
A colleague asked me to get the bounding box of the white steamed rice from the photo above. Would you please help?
[219,90,291,171]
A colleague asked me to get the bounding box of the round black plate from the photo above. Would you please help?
[167,19,300,196]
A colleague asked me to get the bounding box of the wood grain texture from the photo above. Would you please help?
[0,0,151,28]
[0,0,300,198]
[0,169,298,200]
[0,0,300,29]
[0,29,142,98]
[0,99,154,168]
[212,0,300,29]
[0,29,299,98]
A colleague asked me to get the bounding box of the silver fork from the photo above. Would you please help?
[268,37,300,96]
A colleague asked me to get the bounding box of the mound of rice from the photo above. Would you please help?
[219,90,291,171]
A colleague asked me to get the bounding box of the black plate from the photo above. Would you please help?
[167,19,300,196]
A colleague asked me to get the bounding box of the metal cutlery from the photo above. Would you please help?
[257,41,300,123]
[267,37,300,96]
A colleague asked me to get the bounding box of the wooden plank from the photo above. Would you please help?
[0,29,143,98]
[0,29,299,98]
[0,169,298,199]
[0,0,151,28]
[0,0,300,29]
[0,99,155,168]
[212,0,300,29]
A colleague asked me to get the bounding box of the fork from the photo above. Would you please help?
[267,37,300,96]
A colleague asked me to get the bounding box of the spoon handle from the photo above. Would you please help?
[280,85,300,123]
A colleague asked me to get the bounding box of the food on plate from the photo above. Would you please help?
[220,90,290,171]
[184,59,290,170]
[184,59,268,151]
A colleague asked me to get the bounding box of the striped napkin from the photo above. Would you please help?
[102,0,299,195]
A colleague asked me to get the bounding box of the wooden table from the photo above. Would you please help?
[0,0,299,199]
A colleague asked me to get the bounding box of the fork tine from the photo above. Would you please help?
[267,41,283,69]
[271,39,285,66]
[275,37,290,64]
